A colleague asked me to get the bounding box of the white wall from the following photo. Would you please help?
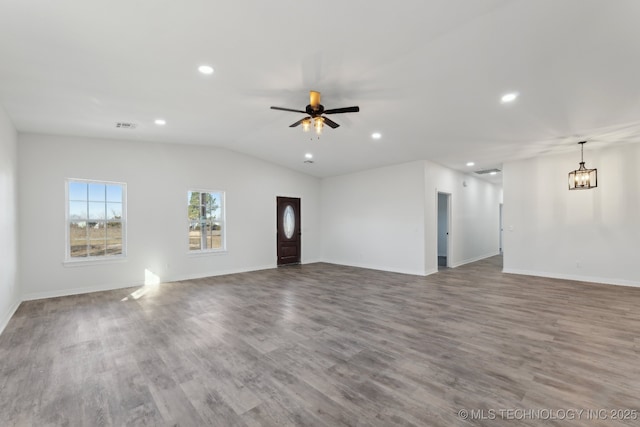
[0,106,20,334]
[424,161,503,274]
[503,143,640,287]
[320,160,502,276]
[18,134,321,299]
[321,161,427,275]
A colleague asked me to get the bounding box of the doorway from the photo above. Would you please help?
[276,197,301,266]
[499,203,503,254]
[437,192,451,269]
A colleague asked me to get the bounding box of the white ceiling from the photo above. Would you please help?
[1,0,640,181]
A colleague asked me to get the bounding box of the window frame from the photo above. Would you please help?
[64,178,127,264]
[187,189,226,254]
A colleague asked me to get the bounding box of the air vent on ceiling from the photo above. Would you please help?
[116,122,137,129]
[475,168,501,175]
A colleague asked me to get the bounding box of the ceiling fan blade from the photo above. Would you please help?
[323,106,360,114]
[271,106,307,114]
[322,116,340,129]
[309,91,321,109]
[289,117,311,128]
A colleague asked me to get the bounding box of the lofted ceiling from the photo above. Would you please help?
[1,0,640,182]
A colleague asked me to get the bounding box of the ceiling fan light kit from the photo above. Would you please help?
[313,117,324,135]
[271,90,359,136]
[568,141,597,190]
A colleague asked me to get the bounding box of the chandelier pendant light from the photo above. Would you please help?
[568,141,597,190]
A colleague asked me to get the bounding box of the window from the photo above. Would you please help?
[66,179,126,260]
[188,190,225,252]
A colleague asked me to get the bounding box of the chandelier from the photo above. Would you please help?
[568,141,597,190]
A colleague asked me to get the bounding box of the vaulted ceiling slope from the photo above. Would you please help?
[1,0,639,179]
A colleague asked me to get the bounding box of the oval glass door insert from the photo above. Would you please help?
[283,205,295,239]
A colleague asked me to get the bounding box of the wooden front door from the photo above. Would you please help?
[277,197,301,265]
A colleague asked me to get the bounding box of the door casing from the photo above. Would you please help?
[276,196,301,266]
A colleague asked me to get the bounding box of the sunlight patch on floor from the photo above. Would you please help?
[121,268,161,301]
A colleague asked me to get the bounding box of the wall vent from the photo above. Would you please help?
[475,168,501,175]
[116,122,137,129]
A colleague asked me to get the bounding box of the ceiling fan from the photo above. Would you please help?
[270,90,359,135]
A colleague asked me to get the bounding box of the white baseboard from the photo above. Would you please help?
[16,258,448,310]
[21,263,279,302]
[21,280,145,301]
[0,299,21,336]
[502,268,640,288]
[320,259,429,276]
[163,264,276,283]
[450,251,501,268]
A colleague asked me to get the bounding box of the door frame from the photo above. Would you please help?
[499,203,503,254]
[276,195,302,265]
[437,191,452,268]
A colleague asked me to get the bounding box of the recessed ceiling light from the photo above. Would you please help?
[371,132,382,140]
[466,162,475,167]
[198,65,214,75]
[501,92,518,103]
[154,119,166,126]
[304,153,313,159]
[490,171,497,175]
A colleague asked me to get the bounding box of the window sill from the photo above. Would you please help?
[63,256,128,268]
[187,250,228,257]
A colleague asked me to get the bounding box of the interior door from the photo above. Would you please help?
[277,197,301,265]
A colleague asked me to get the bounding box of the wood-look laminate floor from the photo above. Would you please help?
[2,256,640,426]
